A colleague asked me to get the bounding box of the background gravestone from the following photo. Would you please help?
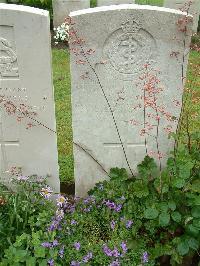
[53,0,90,28]
[164,0,200,32]
[70,5,193,197]
[97,0,134,6]
[0,4,59,192]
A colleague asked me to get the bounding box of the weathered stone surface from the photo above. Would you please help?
[53,0,90,28]
[70,5,192,197]
[0,4,59,192]
[164,0,200,32]
[97,0,134,6]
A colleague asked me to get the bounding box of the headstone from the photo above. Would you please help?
[164,0,200,32]
[53,0,90,28]
[0,4,59,192]
[97,0,134,6]
[69,5,193,197]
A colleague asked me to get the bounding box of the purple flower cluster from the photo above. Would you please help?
[103,245,121,258]
[110,220,116,230]
[70,261,80,266]
[41,239,59,249]
[120,242,128,254]
[70,252,93,265]
[71,219,78,225]
[48,258,54,266]
[142,251,149,263]
[82,252,93,263]
[110,259,120,266]
[104,200,122,212]
[74,242,81,251]
[126,220,133,229]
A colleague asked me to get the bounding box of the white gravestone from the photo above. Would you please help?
[164,0,200,32]
[97,0,134,6]
[69,5,192,197]
[0,4,59,192]
[53,0,90,28]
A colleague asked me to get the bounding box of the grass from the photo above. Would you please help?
[90,0,163,7]
[52,48,200,184]
[52,49,74,184]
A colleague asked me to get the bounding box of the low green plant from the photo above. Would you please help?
[0,176,55,260]
[1,132,199,265]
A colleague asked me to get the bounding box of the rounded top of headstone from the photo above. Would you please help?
[70,3,190,17]
[0,3,48,16]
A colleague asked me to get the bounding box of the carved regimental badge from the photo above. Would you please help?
[103,18,157,79]
[0,37,19,79]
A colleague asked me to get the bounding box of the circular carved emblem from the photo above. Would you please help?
[103,18,157,77]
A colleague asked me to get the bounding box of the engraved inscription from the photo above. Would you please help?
[103,18,157,77]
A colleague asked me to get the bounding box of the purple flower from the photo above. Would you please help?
[56,209,64,219]
[126,220,133,229]
[56,194,67,207]
[142,251,149,263]
[83,206,92,212]
[52,239,59,247]
[48,259,54,266]
[40,186,53,199]
[70,261,80,266]
[74,242,81,251]
[115,204,122,212]
[71,219,77,225]
[103,244,113,257]
[59,246,64,258]
[120,242,128,254]
[41,242,52,248]
[105,200,116,210]
[112,247,121,258]
[110,259,120,266]
[82,252,93,263]
[110,220,116,230]
[83,196,95,204]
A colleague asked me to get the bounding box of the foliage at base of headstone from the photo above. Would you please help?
[0,132,199,265]
[0,176,56,261]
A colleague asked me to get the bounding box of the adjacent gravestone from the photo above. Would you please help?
[164,0,200,32]
[0,4,59,192]
[53,0,90,28]
[97,0,134,6]
[69,4,193,197]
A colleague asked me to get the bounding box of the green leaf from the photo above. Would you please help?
[188,238,199,250]
[177,241,189,255]
[144,208,159,220]
[26,257,36,266]
[132,180,149,198]
[171,211,182,223]
[159,213,170,227]
[172,178,185,188]
[191,206,200,218]
[186,224,199,237]
[34,247,45,258]
[168,201,176,211]
[109,168,128,181]
[137,156,158,180]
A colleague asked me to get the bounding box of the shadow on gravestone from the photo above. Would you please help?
[0,4,60,193]
[69,4,193,197]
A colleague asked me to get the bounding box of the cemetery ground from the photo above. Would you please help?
[53,47,200,186]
